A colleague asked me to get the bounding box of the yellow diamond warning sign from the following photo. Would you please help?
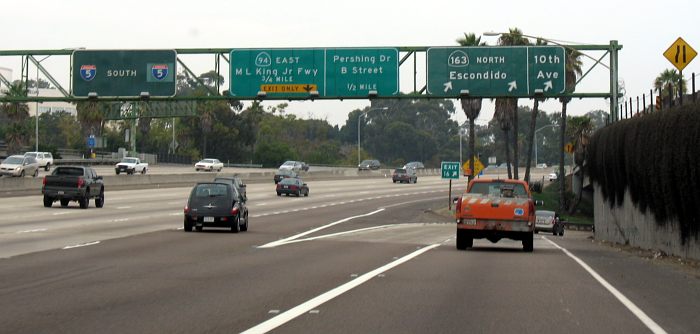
[663,37,697,71]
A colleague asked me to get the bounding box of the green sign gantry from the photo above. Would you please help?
[229,48,399,99]
[427,46,566,97]
[441,161,461,179]
[72,50,177,98]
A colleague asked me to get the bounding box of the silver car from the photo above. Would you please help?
[535,210,564,236]
[0,155,40,177]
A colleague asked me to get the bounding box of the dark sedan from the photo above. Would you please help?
[274,169,298,184]
[183,182,249,233]
[276,177,309,197]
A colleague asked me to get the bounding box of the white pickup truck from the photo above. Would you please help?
[115,157,148,175]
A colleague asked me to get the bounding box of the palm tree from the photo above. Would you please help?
[494,98,515,178]
[653,69,686,106]
[496,28,530,179]
[558,49,583,211]
[456,33,486,182]
[76,101,104,142]
[1,82,30,154]
[567,116,593,213]
[523,38,548,184]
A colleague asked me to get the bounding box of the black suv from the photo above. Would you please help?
[358,159,380,170]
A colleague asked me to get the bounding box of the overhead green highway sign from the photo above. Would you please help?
[72,50,177,98]
[427,46,566,97]
[229,48,399,99]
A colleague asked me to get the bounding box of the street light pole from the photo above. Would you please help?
[534,124,555,166]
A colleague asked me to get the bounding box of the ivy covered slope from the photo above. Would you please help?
[587,102,700,243]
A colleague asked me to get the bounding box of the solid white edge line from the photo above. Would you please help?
[257,208,385,248]
[241,243,441,334]
[543,237,668,334]
[62,241,101,249]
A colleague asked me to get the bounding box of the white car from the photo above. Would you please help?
[24,151,54,171]
[535,210,564,236]
[195,159,224,172]
[548,172,558,181]
[278,160,302,172]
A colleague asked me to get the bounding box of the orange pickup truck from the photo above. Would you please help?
[454,178,541,252]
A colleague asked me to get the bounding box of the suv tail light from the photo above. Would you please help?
[231,207,239,215]
[77,177,85,188]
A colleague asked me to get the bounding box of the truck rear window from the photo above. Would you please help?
[54,168,84,176]
[469,182,528,198]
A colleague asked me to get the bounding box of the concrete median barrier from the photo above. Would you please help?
[0,168,440,197]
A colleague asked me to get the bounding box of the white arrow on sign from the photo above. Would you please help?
[508,81,517,92]
[443,81,453,92]
[544,80,553,92]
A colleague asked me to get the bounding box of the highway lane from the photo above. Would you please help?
[0,176,460,258]
[1,176,696,333]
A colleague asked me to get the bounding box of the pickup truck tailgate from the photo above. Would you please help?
[458,194,531,222]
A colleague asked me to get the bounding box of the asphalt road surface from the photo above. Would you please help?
[1,176,698,333]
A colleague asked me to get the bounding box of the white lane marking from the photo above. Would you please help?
[52,212,71,216]
[176,227,184,230]
[16,228,47,234]
[113,218,130,222]
[543,237,668,334]
[268,310,280,314]
[169,212,182,216]
[256,203,269,206]
[63,241,101,249]
[241,244,440,334]
[278,224,399,246]
[116,206,132,209]
[257,209,385,248]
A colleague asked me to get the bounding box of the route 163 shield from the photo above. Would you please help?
[80,65,96,81]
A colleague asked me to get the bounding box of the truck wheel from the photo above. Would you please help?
[95,190,105,208]
[183,218,193,232]
[116,170,120,175]
[60,199,69,207]
[43,196,53,208]
[45,163,51,171]
[522,233,534,252]
[456,230,472,250]
[79,197,89,209]
[141,168,146,175]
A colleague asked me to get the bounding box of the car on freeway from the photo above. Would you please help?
[115,157,148,175]
[214,175,247,199]
[183,182,248,233]
[274,169,298,184]
[454,178,543,252]
[276,177,309,197]
[548,172,558,181]
[392,168,417,183]
[535,210,564,236]
[0,155,40,177]
[402,161,425,170]
[358,159,380,170]
[24,151,54,171]
[195,158,224,172]
[42,166,104,209]
[278,160,303,172]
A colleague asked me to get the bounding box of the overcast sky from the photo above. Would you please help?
[2,0,698,126]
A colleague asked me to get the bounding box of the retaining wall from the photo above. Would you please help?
[594,183,700,260]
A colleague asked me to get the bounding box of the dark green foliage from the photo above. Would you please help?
[588,103,700,243]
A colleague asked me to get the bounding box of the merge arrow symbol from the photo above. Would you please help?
[507,81,517,92]
[544,81,553,92]
[443,81,453,93]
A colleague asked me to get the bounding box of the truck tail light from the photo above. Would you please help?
[231,207,239,215]
[77,177,85,188]
[42,176,47,186]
